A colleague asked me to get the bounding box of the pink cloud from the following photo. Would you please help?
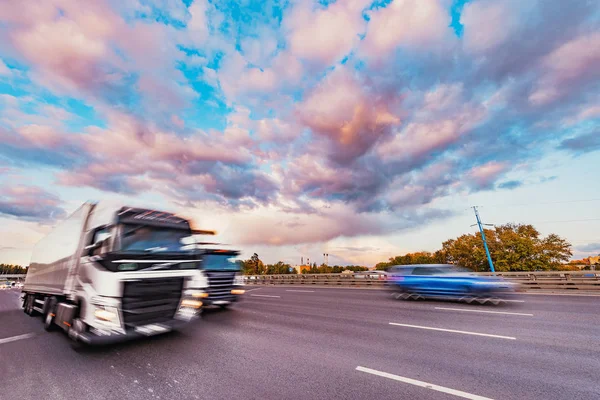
[286,0,370,66]
[0,124,70,149]
[1,0,193,112]
[362,0,452,58]
[171,115,185,129]
[0,184,66,222]
[377,100,486,164]
[298,67,401,163]
[225,205,389,246]
[529,32,600,106]
[467,161,510,189]
[461,0,531,54]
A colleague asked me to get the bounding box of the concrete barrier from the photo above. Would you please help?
[243,271,600,291]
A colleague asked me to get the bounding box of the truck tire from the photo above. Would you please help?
[68,318,87,350]
[43,298,57,331]
[25,294,36,316]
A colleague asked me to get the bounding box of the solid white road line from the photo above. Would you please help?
[285,289,315,293]
[434,307,533,316]
[250,294,281,298]
[389,322,516,340]
[503,299,525,303]
[245,288,263,292]
[0,332,36,345]
[356,366,494,400]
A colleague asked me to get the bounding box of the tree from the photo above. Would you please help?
[377,223,573,272]
[442,224,572,271]
[0,264,27,274]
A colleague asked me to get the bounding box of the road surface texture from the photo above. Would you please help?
[1,287,599,400]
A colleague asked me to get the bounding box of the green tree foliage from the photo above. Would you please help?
[301,264,368,274]
[376,224,572,272]
[0,264,27,274]
[375,251,446,270]
[240,254,297,275]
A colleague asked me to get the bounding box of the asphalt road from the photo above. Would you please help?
[0,287,599,400]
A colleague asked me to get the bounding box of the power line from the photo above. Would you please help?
[527,218,600,224]
[480,198,600,209]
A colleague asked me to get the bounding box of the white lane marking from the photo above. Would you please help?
[523,292,600,297]
[245,288,263,292]
[285,289,315,293]
[434,307,533,316]
[250,294,281,298]
[356,366,494,400]
[0,333,36,345]
[504,299,525,303]
[389,323,516,340]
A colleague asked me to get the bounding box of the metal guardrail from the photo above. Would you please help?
[243,271,600,291]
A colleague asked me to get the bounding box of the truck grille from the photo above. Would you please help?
[121,277,184,327]
[206,271,235,300]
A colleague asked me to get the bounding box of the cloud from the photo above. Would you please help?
[559,130,600,154]
[529,32,600,106]
[0,0,194,116]
[467,161,510,190]
[461,0,529,54]
[297,66,401,164]
[0,185,66,222]
[0,59,11,75]
[362,0,452,58]
[224,204,453,247]
[575,243,600,253]
[285,0,370,66]
[498,180,524,190]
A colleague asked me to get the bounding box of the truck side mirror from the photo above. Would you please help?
[85,241,103,257]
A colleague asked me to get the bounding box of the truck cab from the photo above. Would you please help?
[199,249,245,308]
[22,203,210,346]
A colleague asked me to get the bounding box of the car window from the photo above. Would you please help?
[412,267,444,275]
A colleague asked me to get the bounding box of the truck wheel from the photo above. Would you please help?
[25,295,36,316]
[43,298,57,331]
[68,319,86,350]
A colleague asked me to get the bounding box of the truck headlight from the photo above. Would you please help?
[94,306,120,324]
[181,299,203,309]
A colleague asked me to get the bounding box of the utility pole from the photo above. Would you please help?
[471,206,495,273]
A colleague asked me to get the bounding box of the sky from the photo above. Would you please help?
[0,0,599,267]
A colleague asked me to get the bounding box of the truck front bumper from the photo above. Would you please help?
[203,292,243,307]
[79,317,196,346]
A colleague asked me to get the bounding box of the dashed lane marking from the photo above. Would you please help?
[356,366,494,400]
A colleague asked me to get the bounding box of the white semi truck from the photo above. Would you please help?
[22,202,210,346]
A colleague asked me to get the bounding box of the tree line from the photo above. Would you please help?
[375,223,574,272]
[239,253,368,275]
[0,264,27,275]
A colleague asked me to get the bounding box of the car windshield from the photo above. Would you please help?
[119,224,192,253]
[202,254,240,271]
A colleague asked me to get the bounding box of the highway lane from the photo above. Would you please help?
[0,287,599,400]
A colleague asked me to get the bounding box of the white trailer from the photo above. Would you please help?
[22,202,209,347]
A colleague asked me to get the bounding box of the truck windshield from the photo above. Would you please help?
[119,224,192,253]
[202,254,240,271]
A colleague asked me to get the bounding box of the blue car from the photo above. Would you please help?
[386,264,518,304]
